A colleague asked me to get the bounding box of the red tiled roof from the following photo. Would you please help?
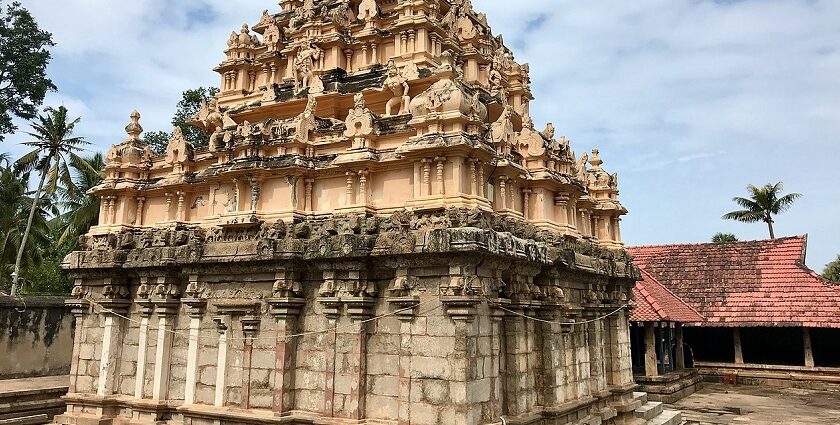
[628,236,840,329]
[631,269,705,323]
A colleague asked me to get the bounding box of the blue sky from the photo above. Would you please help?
[7,0,839,271]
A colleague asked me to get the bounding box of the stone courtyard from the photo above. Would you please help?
[670,384,840,425]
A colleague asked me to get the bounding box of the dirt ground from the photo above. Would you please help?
[669,383,840,425]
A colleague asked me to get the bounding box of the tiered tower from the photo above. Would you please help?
[58,2,649,425]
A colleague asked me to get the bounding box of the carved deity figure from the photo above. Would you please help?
[191,97,223,134]
[293,96,318,143]
[491,105,515,156]
[294,40,324,94]
[382,60,411,116]
[344,93,376,148]
[542,122,555,140]
[358,0,379,22]
[288,0,316,30]
[328,0,356,28]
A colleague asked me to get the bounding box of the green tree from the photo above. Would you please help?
[712,232,738,243]
[144,87,219,154]
[0,163,52,292]
[0,1,55,141]
[824,256,840,283]
[10,106,89,296]
[56,153,104,249]
[722,182,802,240]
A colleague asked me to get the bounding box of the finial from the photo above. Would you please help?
[589,148,603,168]
[125,110,143,142]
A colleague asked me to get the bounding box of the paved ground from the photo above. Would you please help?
[669,383,840,425]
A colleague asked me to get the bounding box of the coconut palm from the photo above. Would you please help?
[56,153,105,248]
[10,106,89,296]
[0,165,52,291]
[722,182,802,240]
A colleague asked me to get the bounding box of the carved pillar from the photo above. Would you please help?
[96,283,130,397]
[268,294,305,414]
[498,176,509,210]
[134,284,154,399]
[240,316,261,409]
[66,286,89,394]
[182,279,207,405]
[468,158,479,195]
[477,162,486,198]
[371,43,379,65]
[421,158,432,196]
[358,170,368,205]
[522,188,532,220]
[345,171,356,205]
[675,325,686,370]
[304,178,314,212]
[151,281,179,401]
[344,49,354,72]
[213,316,230,407]
[387,290,420,425]
[135,197,145,226]
[434,156,446,195]
[503,308,533,416]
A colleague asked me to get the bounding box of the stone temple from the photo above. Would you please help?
[57,1,675,424]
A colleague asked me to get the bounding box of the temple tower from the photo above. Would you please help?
[56,2,657,425]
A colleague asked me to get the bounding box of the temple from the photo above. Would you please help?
[57,1,679,424]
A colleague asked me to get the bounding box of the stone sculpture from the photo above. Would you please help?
[382,60,410,116]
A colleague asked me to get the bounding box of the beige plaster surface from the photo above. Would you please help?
[670,383,840,425]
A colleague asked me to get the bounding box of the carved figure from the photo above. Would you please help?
[288,0,317,30]
[293,40,324,94]
[293,96,318,143]
[328,0,356,28]
[542,122,555,140]
[383,60,411,116]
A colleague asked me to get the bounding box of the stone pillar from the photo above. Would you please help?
[387,296,420,425]
[134,289,155,399]
[268,297,305,414]
[503,309,532,416]
[804,328,815,368]
[587,312,607,393]
[182,288,207,405]
[96,285,130,397]
[343,297,375,420]
[213,316,230,407]
[240,316,261,409]
[151,298,178,401]
[538,305,565,408]
[734,328,744,364]
[65,290,89,394]
[644,323,658,377]
[440,296,481,424]
[675,325,686,370]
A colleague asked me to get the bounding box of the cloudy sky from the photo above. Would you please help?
[6,0,839,270]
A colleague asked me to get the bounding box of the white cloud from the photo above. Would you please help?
[6,0,839,271]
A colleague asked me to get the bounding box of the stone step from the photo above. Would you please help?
[0,414,49,425]
[647,409,683,425]
[633,391,649,405]
[635,401,664,421]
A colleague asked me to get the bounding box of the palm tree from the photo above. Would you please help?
[56,153,105,249]
[0,165,52,291]
[722,182,802,240]
[10,106,89,296]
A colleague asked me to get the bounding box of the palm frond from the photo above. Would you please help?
[722,210,765,223]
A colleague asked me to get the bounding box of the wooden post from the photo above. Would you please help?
[803,328,815,368]
[733,328,744,364]
[675,325,686,370]
[644,323,658,377]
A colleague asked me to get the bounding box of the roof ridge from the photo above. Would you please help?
[628,235,805,251]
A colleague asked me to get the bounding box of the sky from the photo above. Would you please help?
[6,0,839,271]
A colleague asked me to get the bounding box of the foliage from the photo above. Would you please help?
[56,153,104,249]
[10,106,89,296]
[712,233,738,243]
[144,87,219,154]
[823,256,840,283]
[0,163,53,292]
[0,1,55,142]
[722,182,802,240]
